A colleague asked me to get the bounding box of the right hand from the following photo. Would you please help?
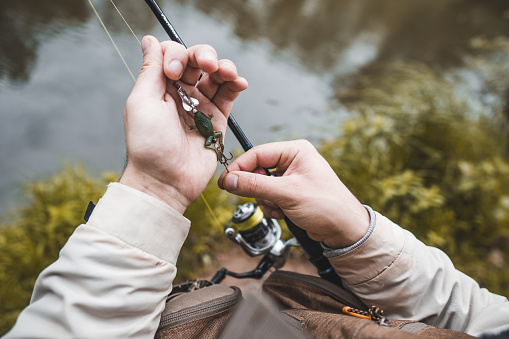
[218,140,370,249]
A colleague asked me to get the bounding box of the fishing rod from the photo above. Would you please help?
[143,0,342,287]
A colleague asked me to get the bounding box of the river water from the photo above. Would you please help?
[1,0,508,213]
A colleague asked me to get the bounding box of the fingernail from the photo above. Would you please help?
[168,60,183,77]
[141,37,151,54]
[224,174,238,191]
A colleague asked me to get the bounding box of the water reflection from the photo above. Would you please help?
[1,0,508,214]
[3,0,508,83]
[0,0,333,214]
[0,0,162,83]
[182,0,509,73]
[0,0,90,82]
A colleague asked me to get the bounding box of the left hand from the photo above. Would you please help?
[120,36,248,214]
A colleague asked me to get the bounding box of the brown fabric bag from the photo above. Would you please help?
[156,271,477,338]
[262,270,476,339]
[155,279,302,339]
[155,280,242,339]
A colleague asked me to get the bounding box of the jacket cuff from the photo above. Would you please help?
[86,182,191,265]
[328,211,406,286]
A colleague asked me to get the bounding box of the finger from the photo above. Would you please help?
[161,41,189,80]
[256,198,279,209]
[218,170,289,203]
[218,142,297,181]
[260,205,286,220]
[180,44,219,85]
[211,59,239,84]
[257,199,286,219]
[211,77,248,114]
[218,147,276,189]
[180,67,202,86]
[197,59,238,98]
[131,36,165,99]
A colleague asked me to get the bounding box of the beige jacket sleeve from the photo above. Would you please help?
[4,183,190,338]
[328,211,509,337]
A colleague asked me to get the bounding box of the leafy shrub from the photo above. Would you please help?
[0,166,237,335]
[321,60,509,296]
[0,166,114,335]
[179,180,239,280]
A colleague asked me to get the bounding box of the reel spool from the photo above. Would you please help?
[224,203,282,257]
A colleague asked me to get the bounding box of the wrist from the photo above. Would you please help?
[120,166,189,215]
[322,205,376,257]
[321,203,371,249]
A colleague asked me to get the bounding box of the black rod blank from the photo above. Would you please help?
[144,0,186,47]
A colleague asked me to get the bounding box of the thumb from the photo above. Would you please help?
[221,171,283,201]
[132,36,165,98]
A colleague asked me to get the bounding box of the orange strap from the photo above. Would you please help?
[342,306,387,322]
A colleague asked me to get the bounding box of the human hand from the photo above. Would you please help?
[218,140,370,248]
[120,36,248,214]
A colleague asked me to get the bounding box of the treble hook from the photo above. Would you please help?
[214,142,233,173]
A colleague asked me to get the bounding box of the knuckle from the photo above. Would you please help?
[200,44,216,53]
[139,60,151,74]
[125,94,138,110]
[162,42,187,60]
[219,59,235,69]
[297,139,313,149]
[192,44,217,57]
[162,40,184,50]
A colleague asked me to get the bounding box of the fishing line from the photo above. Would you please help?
[87,0,137,82]
[109,0,141,45]
[87,0,223,231]
[200,193,222,231]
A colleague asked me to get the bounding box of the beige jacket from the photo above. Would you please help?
[329,211,509,337]
[5,183,508,337]
[5,183,190,338]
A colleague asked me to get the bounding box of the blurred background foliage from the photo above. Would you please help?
[1,36,509,338]
[0,166,114,333]
[321,37,509,296]
[180,181,241,280]
[0,166,239,335]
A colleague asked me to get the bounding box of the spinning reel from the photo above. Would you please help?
[211,202,299,283]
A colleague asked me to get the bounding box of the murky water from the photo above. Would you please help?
[1,0,508,213]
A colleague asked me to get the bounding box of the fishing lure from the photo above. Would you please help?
[174,82,233,172]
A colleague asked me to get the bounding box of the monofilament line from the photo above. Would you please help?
[109,0,141,45]
[87,0,136,82]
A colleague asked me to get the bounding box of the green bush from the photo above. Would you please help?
[0,166,237,335]
[0,166,114,335]
[179,180,239,280]
[320,60,509,296]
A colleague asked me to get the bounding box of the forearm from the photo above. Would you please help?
[5,183,190,338]
[328,211,509,336]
